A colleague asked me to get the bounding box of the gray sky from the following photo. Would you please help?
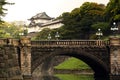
[4,0,109,22]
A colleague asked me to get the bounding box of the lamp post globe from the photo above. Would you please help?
[110,22,118,37]
[48,33,51,40]
[55,32,60,40]
[96,28,103,40]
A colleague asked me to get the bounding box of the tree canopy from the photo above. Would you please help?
[58,2,106,39]
[105,0,120,23]
[0,22,25,38]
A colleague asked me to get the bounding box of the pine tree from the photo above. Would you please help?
[0,0,14,23]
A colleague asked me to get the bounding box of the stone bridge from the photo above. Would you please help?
[31,40,109,76]
[0,37,120,80]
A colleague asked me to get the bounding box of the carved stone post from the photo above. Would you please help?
[109,37,120,79]
[20,36,32,78]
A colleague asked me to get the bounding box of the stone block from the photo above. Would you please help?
[4,55,8,60]
[8,54,13,59]
[0,63,5,68]
[0,57,4,62]
[0,54,3,57]
[0,78,7,80]
[23,75,32,80]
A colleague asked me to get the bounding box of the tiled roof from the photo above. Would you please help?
[30,12,53,20]
[41,19,62,27]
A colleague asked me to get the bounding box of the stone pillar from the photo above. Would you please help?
[109,37,120,79]
[20,36,32,78]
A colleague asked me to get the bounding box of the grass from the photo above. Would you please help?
[54,57,91,70]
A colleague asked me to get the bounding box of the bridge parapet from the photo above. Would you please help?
[20,37,31,46]
[0,39,8,45]
[109,37,120,46]
[0,38,20,46]
[31,40,108,47]
[8,38,20,46]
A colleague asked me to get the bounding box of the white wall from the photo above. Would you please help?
[28,19,63,33]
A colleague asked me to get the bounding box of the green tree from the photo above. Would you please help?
[60,2,106,39]
[35,28,62,40]
[91,22,110,39]
[0,22,23,38]
[105,0,120,22]
[35,28,52,40]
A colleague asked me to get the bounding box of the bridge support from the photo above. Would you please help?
[109,37,120,79]
[20,37,32,79]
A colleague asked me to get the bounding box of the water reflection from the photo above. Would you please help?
[32,74,109,80]
[56,74,93,80]
[95,77,109,80]
[32,75,59,80]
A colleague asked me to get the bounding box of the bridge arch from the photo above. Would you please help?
[32,47,109,77]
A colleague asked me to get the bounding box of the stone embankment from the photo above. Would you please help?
[0,45,22,80]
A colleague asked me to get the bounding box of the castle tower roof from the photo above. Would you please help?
[29,12,53,20]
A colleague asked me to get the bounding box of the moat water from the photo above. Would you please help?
[32,74,109,80]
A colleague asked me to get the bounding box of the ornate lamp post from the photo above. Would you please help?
[23,24,28,36]
[110,22,118,37]
[96,28,103,40]
[19,24,28,37]
[110,23,119,75]
[19,32,24,36]
[47,33,51,40]
[55,32,60,40]
[19,32,24,39]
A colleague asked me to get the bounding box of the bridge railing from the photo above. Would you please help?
[0,38,20,46]
[31,40,108,47]
[0,39,110,46]
[0,39,7,45]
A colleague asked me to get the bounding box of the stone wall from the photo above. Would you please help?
[52,56,69,66]
[0,45,22,79]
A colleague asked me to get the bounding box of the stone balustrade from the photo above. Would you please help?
[0,39,8,45]
[0,38,20,46]
[31,40,108,47]
[0,38,110,47]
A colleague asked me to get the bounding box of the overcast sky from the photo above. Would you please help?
[4,0,109,22]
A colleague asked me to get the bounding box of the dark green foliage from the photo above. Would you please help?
[35,28,52,40]
[35,28,62,40]
[91,22,110,36]
[59,2,106,39]
[105,0,120,22]
[0,0,8,22]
